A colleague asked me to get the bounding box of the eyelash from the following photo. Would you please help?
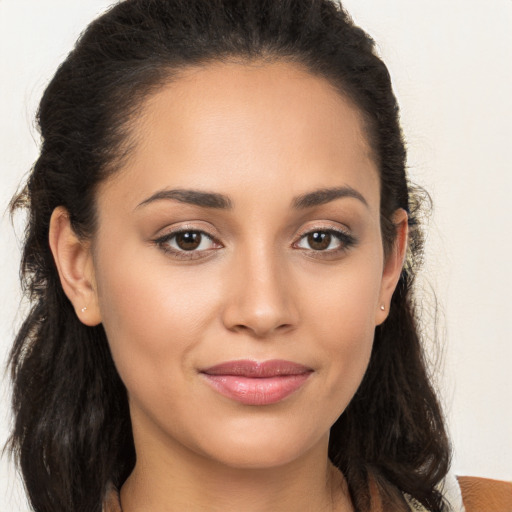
[153,229,222,261]
[153,226,356,261]
[294,227,356,258]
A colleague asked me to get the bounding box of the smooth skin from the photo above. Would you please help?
[49,61,408,511]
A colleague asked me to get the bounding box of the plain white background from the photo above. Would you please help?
[1,1,511,510]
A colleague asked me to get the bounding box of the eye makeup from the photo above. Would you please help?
[293,226,356,260]
[153,228,222,261]
[152,223,357,262]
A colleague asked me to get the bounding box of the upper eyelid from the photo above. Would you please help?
[293,227,354,249]
[156,223,351,239]
[295,223,351,237]
[155,224,219,240]
[153,229,220,260]
[294,223,354,246]
[155,228,221,246]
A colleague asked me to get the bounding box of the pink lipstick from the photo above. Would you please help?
[200,359,313,405]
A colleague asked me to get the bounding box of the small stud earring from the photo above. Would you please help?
[81,306,87,313]
[380,305,385,311]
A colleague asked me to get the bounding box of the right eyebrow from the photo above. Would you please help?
[135,188,233,210]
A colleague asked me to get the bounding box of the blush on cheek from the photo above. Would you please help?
[96,258,212,383]
[305,274,378,411]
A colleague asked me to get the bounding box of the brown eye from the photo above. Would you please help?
[175,232,203,251]
[295,228,355,254]
[307,232,332,250]
[155,229,218,257]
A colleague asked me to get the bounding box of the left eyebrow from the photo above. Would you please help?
[292,186,369,209]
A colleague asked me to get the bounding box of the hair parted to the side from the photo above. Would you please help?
[8,1,450,511]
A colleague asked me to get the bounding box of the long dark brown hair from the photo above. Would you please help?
[8,1,450,511]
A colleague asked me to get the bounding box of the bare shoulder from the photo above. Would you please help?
[458,476,512,512]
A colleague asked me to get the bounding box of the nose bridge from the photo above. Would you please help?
[221,235,298,337]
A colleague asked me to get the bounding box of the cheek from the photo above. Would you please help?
[93,247,222,393]
[302,256,382,412]
[305,248,382,342]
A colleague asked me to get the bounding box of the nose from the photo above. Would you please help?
[221,245,299,338]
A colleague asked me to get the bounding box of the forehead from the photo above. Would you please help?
[100,60,379,213]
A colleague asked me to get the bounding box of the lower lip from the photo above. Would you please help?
[201,373,312,405]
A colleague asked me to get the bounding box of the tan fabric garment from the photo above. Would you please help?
[458,477,512,512]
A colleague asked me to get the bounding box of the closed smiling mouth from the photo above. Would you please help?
[199,359,313,405]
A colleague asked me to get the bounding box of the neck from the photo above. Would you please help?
[120,421,352,512]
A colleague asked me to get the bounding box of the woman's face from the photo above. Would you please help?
[86,61,404,469]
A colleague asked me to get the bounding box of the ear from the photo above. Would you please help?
[375,208,408,326]
[48,206,102,326]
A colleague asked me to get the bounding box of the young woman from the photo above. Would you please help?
[6,1,511,511]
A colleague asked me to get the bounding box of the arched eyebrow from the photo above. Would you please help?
[292,186,368,209]
[135,185,368,210]
[136,189,233,209]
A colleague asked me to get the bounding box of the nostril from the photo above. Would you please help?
[229,322,295,338]
[220,275,300,337]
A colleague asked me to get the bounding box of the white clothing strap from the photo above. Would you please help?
[404,471,466,512]
[438,471,466,512]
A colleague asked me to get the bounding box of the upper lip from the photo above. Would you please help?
[200,359,313,378]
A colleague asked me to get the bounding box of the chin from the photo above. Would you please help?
[208,444,306,470]
[194,421,326,470]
